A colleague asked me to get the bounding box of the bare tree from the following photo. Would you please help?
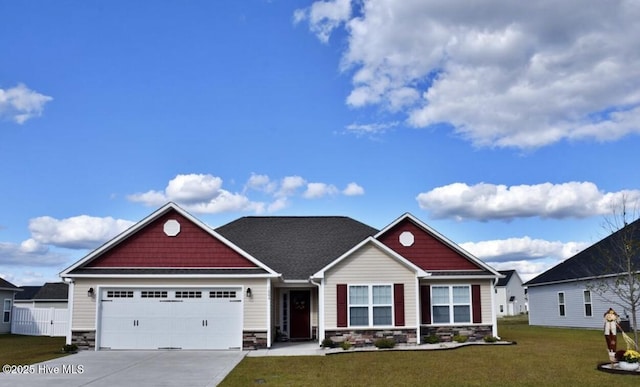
[588,197,640,348]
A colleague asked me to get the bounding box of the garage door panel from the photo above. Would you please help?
[99,288,243,350]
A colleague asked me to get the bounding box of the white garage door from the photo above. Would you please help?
[98,288,243,350]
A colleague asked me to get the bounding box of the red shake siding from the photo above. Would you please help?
[86,210,256,268]
[378,220,479,271]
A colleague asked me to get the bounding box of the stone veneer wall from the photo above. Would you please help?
[243,331,268,350]
[71,330,96,350]
[324,329,417,347]
[420,325,493,342]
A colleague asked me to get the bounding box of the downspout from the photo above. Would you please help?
[63,278,74,345]
[309,278,323,347]
[415,277,421,345]
[491,277,500,339]
[266,277,272,348]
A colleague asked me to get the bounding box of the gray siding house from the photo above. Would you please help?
[525,219,639,329]
[0,278,21,334]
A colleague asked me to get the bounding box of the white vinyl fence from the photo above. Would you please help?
[11,307,68,337]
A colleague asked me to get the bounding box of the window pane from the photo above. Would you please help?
[372,286,391,305]
[559,305,565,316]
[433,306,450,323]
[349,286,368,305]
[558,293,564,303]
[585,304,592,317]
[3,299,10,311]
[452,286,470,303]
[373,306,392,325]
[453,305,471,323]
[3,311,9,323]
[350,306,368,326]
[432,287,449,304]
[583,290,591,303]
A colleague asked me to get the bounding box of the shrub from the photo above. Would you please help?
[62,344,78,353]
[321,338,336,348]
[374,338,396,349]
[340,341,353,350]
[483,335,498,343]
[423,335,440,344]
[452,335,468,343]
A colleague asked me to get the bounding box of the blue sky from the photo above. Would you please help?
[1,0,639,285]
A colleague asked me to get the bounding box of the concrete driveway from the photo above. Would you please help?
[0,350,247,387]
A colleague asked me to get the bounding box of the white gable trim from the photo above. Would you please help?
[376,213,502,277]
[311,236,430,279]
[59,202,278,277]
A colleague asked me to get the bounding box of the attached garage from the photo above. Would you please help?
[98,287,243,350]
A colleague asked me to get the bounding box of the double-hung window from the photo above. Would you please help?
[583,290,592,317]
[348,285,392,326]
[432,285,471,324]
[558,292,566,317]
[3,299,11,323]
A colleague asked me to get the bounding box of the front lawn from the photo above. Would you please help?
[0,335,68,365]
[220,317,639,386]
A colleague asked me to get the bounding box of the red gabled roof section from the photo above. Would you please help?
[85,209,257,268]
[377,219,480,271]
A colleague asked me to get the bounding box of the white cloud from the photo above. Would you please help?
[299,0,640,148]
[343,182,364,196]
[128,173,265,214]
[416,181,640,221]
[246,173,276,194]
[294,0,352,43]
[28,215,135,249]
[0,241,68,267]
[277,175,307,197]
[462,237,589,282]
[304,182,339,199]
[0,84,53,124]
[345,121,399,136]
[461,237,588,263]
[129,173,365,214]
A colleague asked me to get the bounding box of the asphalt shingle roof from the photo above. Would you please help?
[496,270,515,287]
[216,216,378,280]
[16,283,68,301]
[526,218,640,286]
[0,277,19,291]
[15,286,40,300]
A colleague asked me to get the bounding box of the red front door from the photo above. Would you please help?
[289,290,310,340]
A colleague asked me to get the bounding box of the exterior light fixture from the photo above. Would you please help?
[246,288,252,298]
[88,287,94,297]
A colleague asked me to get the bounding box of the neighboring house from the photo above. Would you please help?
[0,278,21,334]
[495,270,527,317]
[525,219,640,329]
[14,282,69,309]
[60,202,503,350]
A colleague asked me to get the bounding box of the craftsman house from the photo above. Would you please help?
[60,202,502,350]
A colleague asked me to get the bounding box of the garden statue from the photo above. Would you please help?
[604,307,619,361]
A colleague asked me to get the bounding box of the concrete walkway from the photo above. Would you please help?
[0,350,247,387]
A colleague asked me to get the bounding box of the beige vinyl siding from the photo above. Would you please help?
[71,277,269,330]
[421,279,493,324]
[324,244,417,329]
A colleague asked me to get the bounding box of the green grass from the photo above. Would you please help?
[0,334,68,365]
[220,316,639,386]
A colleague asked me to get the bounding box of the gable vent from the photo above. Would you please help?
[163,219,181,237]
[399,231,414,247]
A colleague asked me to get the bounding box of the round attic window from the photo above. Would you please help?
[399,231,415,247]
[163,219,181,237]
